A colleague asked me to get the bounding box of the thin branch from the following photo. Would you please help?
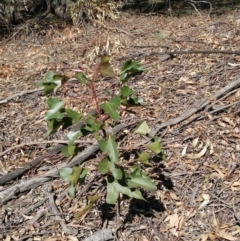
[0,123,125,204]
[0,88,43,104]
[117,49,240,61]
[189,2,202,17]
[0,140,93,158]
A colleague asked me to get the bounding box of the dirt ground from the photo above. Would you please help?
[0,6,240,241]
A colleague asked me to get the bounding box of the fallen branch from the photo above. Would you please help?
[117,49,240,61]
[0,110,97,186]
[84,229,113,241]
[48,189,78,236]
[0,87,43,104]
[0,139,93,158]
[0,123,125,204]
[149,75,240,137]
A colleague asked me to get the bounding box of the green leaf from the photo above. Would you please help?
[113,180,146,201]
[66,109,83,124]
[75,72,89,84]
[126,178,139,188]
[67,130,81,147]
[98,158,109,174]
[120,86,135,98]
[79,168,88,179]
[100,96,121,121]
[128,97,146,106]
[60,165,87,200]
[129,164,142,177]
[45,119,62,137]
[84,116,103,132]
[52,75,70,93]
[37,71,70,94]
[98,136,119,164]
[36,71,55,86]
[134,121,150,136]
[60,167,73,183]
[99,55,116,78]
[69,166,84,185]
[88,195,101,203]
[121,60,143,73]
[45,98,66,121]
[106,180,119,204]
[120,60,143,83]
[68,183,76,198]
[106,178,146,204]
[43,83,57,95]
[146,137,162,154]
[130,177,157,191]
[108,162,122,180]
[121,97,146,107]
[136,152,152,166]
[75,195,101,218]
[61,145,76,157]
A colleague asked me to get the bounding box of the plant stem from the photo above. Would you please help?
[117,196,121,226]
[91,65,101,116]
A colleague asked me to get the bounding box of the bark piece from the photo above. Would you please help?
[84,229,113,241]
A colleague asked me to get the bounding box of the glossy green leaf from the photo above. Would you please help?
[53,75,70,93]
[121,60,143,73]
[100,96,121,121]
[36,71,54,86]
[98,158,109,174]
[45,98,66,121]
[121,97,146,107]
[66,109,83,124]
[59,167,73,182]
[37,71,70,94]
[43,83,57,94]
[146,137,162,154]
[130,177,157,191]
[99,55,116,78]
[98,136,119,164]
[108,162,122,180]
[75,72,89,84]
[120,86,135,98]
[136,152,152,166]
[134,121,150,136]
[84,117,103,132]
[120,60,143,83]
[128,97,146,106]
[67,130,81,147]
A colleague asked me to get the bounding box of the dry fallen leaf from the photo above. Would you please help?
[231,181,240,191]
[192,137,199,148]
[215,230,239,241]
[166,213,179,228]
[183,138,213,159]
[198,194,210,210]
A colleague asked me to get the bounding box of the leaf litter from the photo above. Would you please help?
[0,8,240,241]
